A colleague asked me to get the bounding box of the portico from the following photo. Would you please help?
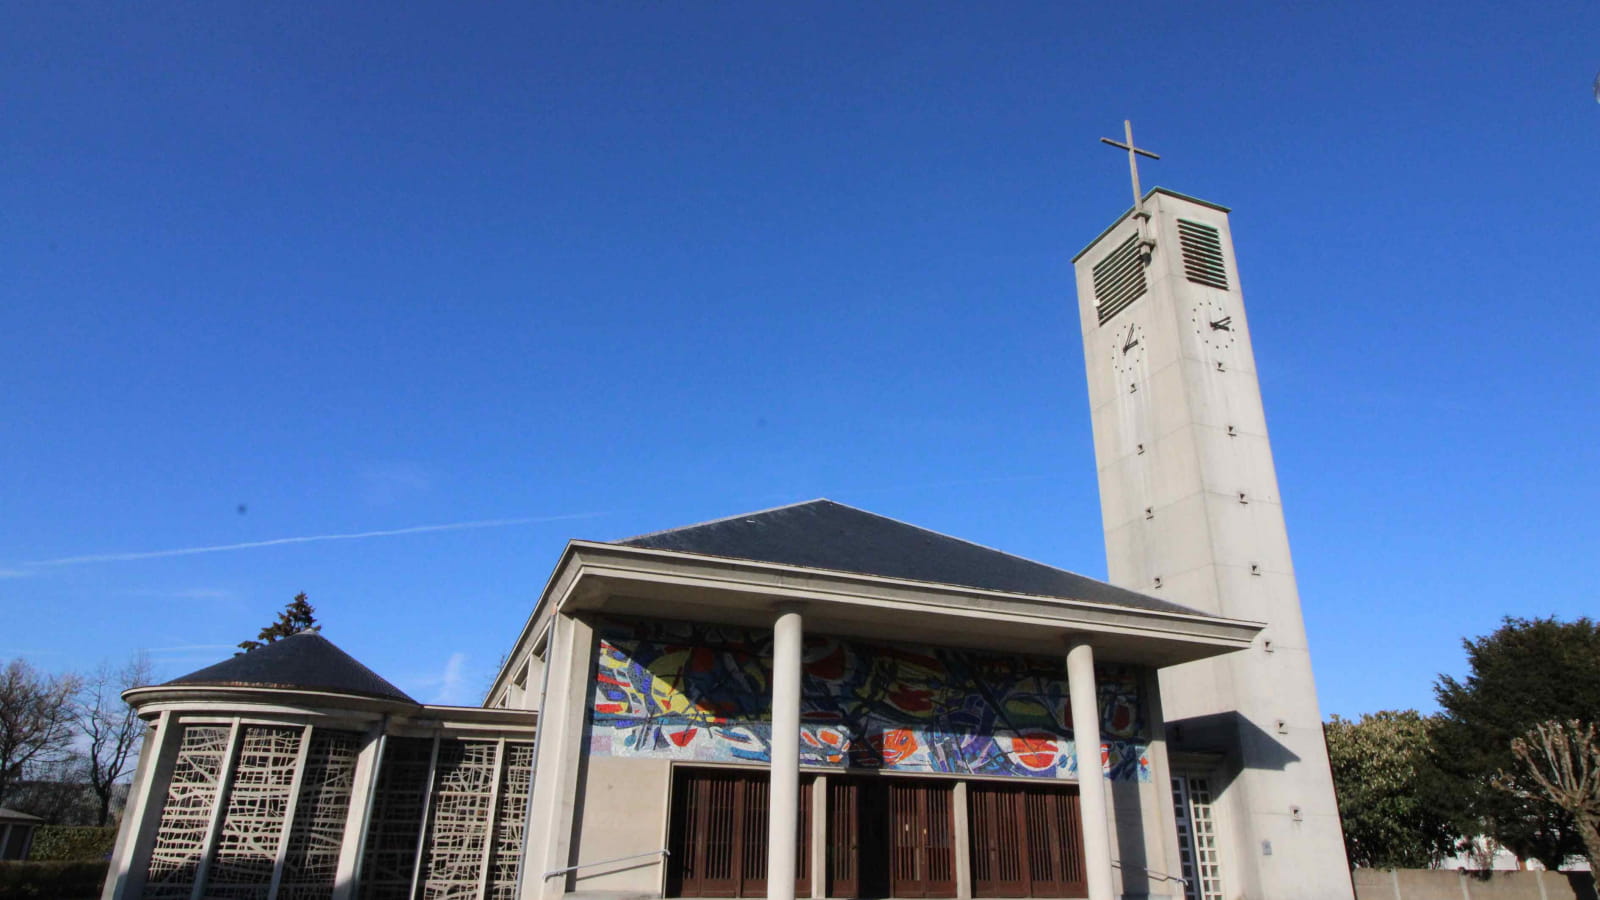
[490,499,1263,900]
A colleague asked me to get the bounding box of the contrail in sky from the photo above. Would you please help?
[22,513,609,568]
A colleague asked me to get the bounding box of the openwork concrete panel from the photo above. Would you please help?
[488,742,534,900]
[355,736,535,900]
[359,737,434,900]
[419,740,499,899]
[208,726,304,899]
[279,730,363,900]
[143,725,233,899]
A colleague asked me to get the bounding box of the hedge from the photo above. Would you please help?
[0,860,108,899]
[26,826,117,862]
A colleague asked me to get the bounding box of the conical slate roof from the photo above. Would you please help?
[164,631,417,703]
[618,499,1202,616]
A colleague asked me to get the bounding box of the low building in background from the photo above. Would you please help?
[0,807,42,861]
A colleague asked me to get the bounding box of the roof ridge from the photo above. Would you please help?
[615,498,833,544]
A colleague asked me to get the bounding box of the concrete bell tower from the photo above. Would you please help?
[1071,125,1353,900]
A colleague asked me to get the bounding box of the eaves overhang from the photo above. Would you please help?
[123,683,420,718]
[124,684,539,735]
[497,541,1262,675]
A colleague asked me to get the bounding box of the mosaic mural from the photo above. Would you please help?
[588,619,1151,782]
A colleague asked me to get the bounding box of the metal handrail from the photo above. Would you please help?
[1112,859,1188,886]
[544,848,670,880]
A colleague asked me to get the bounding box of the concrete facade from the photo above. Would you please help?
[487,537,1266,900]
[1073,188,1353,899]
[102,681,538,900]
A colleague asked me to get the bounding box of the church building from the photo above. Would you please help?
[100,169,1352,900]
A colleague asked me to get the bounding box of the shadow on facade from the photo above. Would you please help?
[1167,712,1301,772]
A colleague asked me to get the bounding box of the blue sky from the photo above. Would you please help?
[3,3,1595,715]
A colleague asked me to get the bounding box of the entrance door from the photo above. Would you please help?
[826,778,861,898]
[889,780,956,898]
[969,782,1086,898]
[667,769,811,898]
[826,777,955,899]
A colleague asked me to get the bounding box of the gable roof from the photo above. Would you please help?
[617,499,1202,616]
[0,807,42,824]
[163,631,417,704]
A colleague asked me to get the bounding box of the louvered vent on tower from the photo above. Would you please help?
[1177,219,1228,289]
[1092,234,1146,325]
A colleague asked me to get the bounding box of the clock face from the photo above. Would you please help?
[1112,322,1145,381]
[1191,298,1236,352]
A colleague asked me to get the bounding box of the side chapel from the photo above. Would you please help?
[101,152,1353,900]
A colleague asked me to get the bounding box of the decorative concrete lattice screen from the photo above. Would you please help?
[207,726,303,898]
[140,724,366,900]
[144,725,233,898]
[419,741,498,898]
[489,743,534,900]
[359,737,434,900]
[358,736,535,900]
[278,730,362,899]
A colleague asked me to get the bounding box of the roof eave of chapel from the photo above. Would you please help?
[122,682,423,717]
[123,683,540,736]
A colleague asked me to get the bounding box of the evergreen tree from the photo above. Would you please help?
[236,593,318,654]
[1433,616,1600,868]
[1325,710,1457,867]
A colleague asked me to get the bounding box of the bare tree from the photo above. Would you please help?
[1495,719,1600,869]
[0,659,80,805]
[75,653,154,826]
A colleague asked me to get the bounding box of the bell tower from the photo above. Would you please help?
[1071,125,1353,899]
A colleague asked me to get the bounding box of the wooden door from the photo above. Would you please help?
[970,783,1026,897]
[1024,787,1086,897]
[889,781,956,898]
[739,775,812,898]
[668,769,811,898]
[969,783,1087,898]
[827,778,860,898]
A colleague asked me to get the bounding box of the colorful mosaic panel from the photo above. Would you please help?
[588,619,1151,781]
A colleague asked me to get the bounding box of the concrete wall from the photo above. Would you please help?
[567,757,673,894]
[1108,772,1184,900]
[1073,189,1353,899]
[1352,869,1598,900]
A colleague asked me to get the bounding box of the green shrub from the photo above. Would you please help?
[26,826,117,862]
[0,860,108,899]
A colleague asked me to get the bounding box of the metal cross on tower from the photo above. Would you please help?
[1099,120,1160,216]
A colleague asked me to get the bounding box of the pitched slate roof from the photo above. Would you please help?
[163,631,417,704]
[617,499,1202,616]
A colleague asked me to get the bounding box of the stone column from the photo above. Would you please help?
[767,607,804,900]
[1067,639,1115,900]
